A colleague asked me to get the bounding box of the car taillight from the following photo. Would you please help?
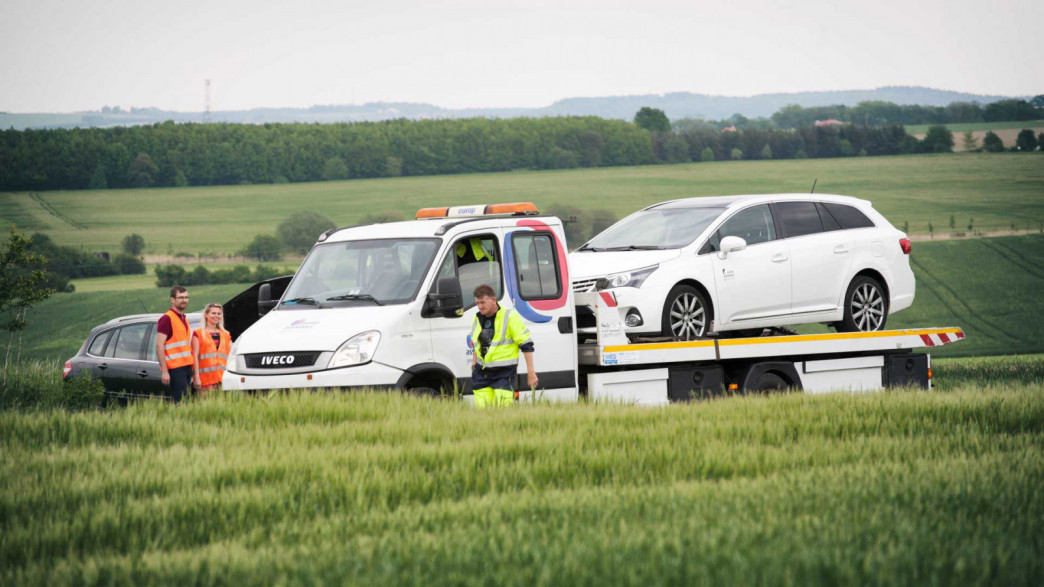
[899,238,912,255]
[62,360,72,379]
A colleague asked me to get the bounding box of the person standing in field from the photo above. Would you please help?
[192,302,231,398]
[155,286,193,403]
[470,284,537,408]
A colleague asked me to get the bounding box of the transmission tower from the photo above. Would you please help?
[204,79,211,122]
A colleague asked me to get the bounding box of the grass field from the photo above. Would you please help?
[1,353,1042,585]
[904,119,1044,134]
[2,153,1042,255]
[14,232,1043,363]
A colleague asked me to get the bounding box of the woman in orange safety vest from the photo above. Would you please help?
[192,302,232,398]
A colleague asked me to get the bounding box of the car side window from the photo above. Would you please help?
[87,329,112,357]
[776,201,825,238]
[112,323,149,360]
[701,205,776,253]
[816,203,842,231]
[145,325,158,362]
[512,232,561,300]
[434,235,502,309]
[822,203,876,229]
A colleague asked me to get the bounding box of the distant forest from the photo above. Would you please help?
[0,113,966,192]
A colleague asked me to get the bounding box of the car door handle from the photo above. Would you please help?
[97,363,108,371]
[833,245,851,254]
[771,253,788,263]
[137,370,149,378]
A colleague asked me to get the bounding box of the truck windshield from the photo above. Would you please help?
[580,207,725,250]
[281,238,441,307]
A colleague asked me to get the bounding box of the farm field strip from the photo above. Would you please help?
[2,153,1042,255]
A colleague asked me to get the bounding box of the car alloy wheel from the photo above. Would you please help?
[840,276,887,332]
[662,285,709,340]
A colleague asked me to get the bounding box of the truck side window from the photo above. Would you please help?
[512,232,561,300]
[437,235,502,307]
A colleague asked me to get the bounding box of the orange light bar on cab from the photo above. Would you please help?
[485,202,538,215]
[415,207,450,219]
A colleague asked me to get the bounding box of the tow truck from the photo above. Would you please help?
[222,202,965,403]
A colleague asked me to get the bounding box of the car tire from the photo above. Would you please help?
[661,285,710,340]
[749,371,788,392]
[838,276,888,332]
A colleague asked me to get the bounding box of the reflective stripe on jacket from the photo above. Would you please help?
[194,328,231,387]
[471,306,531,369]
[162,309,194,369]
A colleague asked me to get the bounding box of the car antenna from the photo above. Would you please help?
[810,178,817,193]
[137,298,149,313]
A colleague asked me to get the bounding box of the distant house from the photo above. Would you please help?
[814,119,844,127]
[720,125,738,132]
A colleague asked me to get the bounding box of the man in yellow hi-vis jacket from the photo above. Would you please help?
[470,284,537,408]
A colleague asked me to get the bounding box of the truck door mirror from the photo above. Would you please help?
[258,283,277,316]
[427,277,464,317]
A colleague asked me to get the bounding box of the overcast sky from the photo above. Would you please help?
[1,0,1041,113]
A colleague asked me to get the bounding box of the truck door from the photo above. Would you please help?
[503,220,577,400]
[427,231,505,389]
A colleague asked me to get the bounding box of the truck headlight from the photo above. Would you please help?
[598,265,658,290]
[328,331,381,368]
[226,340,240,372]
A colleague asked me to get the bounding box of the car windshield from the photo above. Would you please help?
[281,238,440,307]
[580,207,725,250]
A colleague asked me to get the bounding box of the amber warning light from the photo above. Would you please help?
[416,202,538,219]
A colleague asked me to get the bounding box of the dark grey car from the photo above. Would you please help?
[62,276,291,399]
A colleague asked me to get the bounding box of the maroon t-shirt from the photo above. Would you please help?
[157,309,189,338]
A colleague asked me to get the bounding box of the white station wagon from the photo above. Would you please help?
[569,194,915,339]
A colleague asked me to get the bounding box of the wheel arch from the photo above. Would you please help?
[672,278,715,323]
[852,268,890,307]
[395,363,457,393]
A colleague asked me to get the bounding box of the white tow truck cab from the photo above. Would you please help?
[223,202,965,402]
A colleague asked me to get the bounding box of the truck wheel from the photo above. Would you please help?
[661,285,709,341]
[838,276,887,332]
[750,371,788,392]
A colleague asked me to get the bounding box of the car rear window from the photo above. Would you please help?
[822,203,875,229]
[816,203,842,231]
[88,330,112,356]
[112,324,149,360]
[775,202,824,238]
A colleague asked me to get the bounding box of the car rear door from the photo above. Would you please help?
[775,201,855,315]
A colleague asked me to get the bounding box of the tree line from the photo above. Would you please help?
[766,99,1043,130]
[0,117,655,191]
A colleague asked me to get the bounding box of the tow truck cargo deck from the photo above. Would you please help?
[573,292,965,405]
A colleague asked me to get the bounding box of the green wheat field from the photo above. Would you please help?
[2,355,1043,585]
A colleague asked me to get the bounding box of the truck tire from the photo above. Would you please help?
[838,276,888,332]
[661,285,710,341]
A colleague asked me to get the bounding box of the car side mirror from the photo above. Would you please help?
[427,277,464,317]
[717,236,747,259]
[258,283,278,316]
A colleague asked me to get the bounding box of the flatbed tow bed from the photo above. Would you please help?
[572,292,966,405]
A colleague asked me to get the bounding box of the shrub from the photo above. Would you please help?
[982,131,1005,152]
[0,361,104,411]
[121,233,145,256]
[112,254,145,275]
[922,126,955,153]
[242,235,282,261]
[278,212,336,255]
[794,149,808,159]
[154,264,187,287]
[700,148,715,162]
[760,144,773,160]
[1015,129,1038,152]
[730,148,743,160]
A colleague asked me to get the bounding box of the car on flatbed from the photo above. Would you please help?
[568,194,915,340]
